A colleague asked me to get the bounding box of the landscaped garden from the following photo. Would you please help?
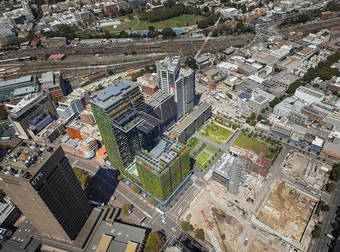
[233,131,281,160]
[200,122,233,145]
[195,151,211,167]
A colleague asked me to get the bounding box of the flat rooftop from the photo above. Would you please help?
[0,141,57,180]
[145,90,172,109]
[90,79,137,110]
[213,154,243,180]
[274,71,298,84]
[137,136,184,173]
[172,102,211,134]
[9,93,44,115]
[0,75,34,88]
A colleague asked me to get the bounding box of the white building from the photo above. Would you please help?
[294,86,325,105]
[216,62,238,73]
[220,8,238,19]
[156,56,195,118]
[273,97,297,118]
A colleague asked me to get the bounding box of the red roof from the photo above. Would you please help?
[48,54,65,60]
[331,26,340,31]
[97,146,107,157]
[255,157,271,168]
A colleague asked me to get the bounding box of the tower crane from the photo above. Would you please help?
[194,15,222,60]
[201,210,223,252]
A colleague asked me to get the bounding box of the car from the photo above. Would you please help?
[161,218,166,224]
[171,227,177,232]
[140,217,146,223]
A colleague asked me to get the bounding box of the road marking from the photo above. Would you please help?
[116,189,153,219]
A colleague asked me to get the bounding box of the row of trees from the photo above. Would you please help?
[139,2,211,23]
[181,221,205,241]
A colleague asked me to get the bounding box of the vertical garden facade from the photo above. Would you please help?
[136,137,191,202]
[90,80,145,175]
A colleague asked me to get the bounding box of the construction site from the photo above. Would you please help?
[282,152,331,190]
[181,181,286,252]
[253,180,318,250]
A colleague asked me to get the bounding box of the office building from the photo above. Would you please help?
[145,90,176,129]
[40,71,71,99]
[136,136,190,202]
[171,102,212,143]
[7,93,57,140]
[0,142,91,241]
[0,75,39,102]
[156,56,195,118]
[57,95,86,123]
[272,71,298,90]
[90,79,145,174]
[212,153,244,194]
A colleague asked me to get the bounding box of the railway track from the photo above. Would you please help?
[2,35,252,59]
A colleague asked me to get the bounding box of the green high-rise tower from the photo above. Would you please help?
[136,136,191,202]
[90,79,145,174]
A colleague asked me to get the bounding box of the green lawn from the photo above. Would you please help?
[233,132,279,160]
[104,15,203,31]
[207,145,221,154]
[188,137,199,149]
[196,151,211,167]
[201,123,233,145]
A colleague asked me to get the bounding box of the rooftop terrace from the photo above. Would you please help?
[137,136,184,173]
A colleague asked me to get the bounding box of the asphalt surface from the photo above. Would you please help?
[308,182,340,252]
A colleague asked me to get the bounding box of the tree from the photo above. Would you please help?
[132,185,141,194]
[0,106,8,120]
[117,175,122,181]
[181,221,193,231]
[227,93,232,99]
[194,228,205,241]
[161,27,176,39]
[331,163,340,181]
[250,112,256,120]
[321,204,330,212]
[326,182,336,193]
[185,57,197,70]
[144,232,165,252]
[311,225,321,238]
[121,203,132,216]
[287,80,304,94]
[148,197,157,206]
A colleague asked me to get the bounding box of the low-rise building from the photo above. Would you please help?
[310,137,324,153]
[272,71,298,90]
[294,86,325,105]
[40,71,71,99]
[42,37,67,48]
[248,93,269,113]
[0,75,39,102]
[60,135,98,159]
[322,138,340,159]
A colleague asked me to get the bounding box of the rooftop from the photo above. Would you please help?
[90,79,138,110]
[172,102,211,134]
[0,75,34,88]
[274,71,298,84]
[137,136,185,173]
[9,93,44,115]
[0,141,57,180]
[145,90,172,109]
[41,71,54,83]
[213,153,243,179]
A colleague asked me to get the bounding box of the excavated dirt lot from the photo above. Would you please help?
[256,181,317,242]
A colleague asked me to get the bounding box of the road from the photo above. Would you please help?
[308,182,340,252]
